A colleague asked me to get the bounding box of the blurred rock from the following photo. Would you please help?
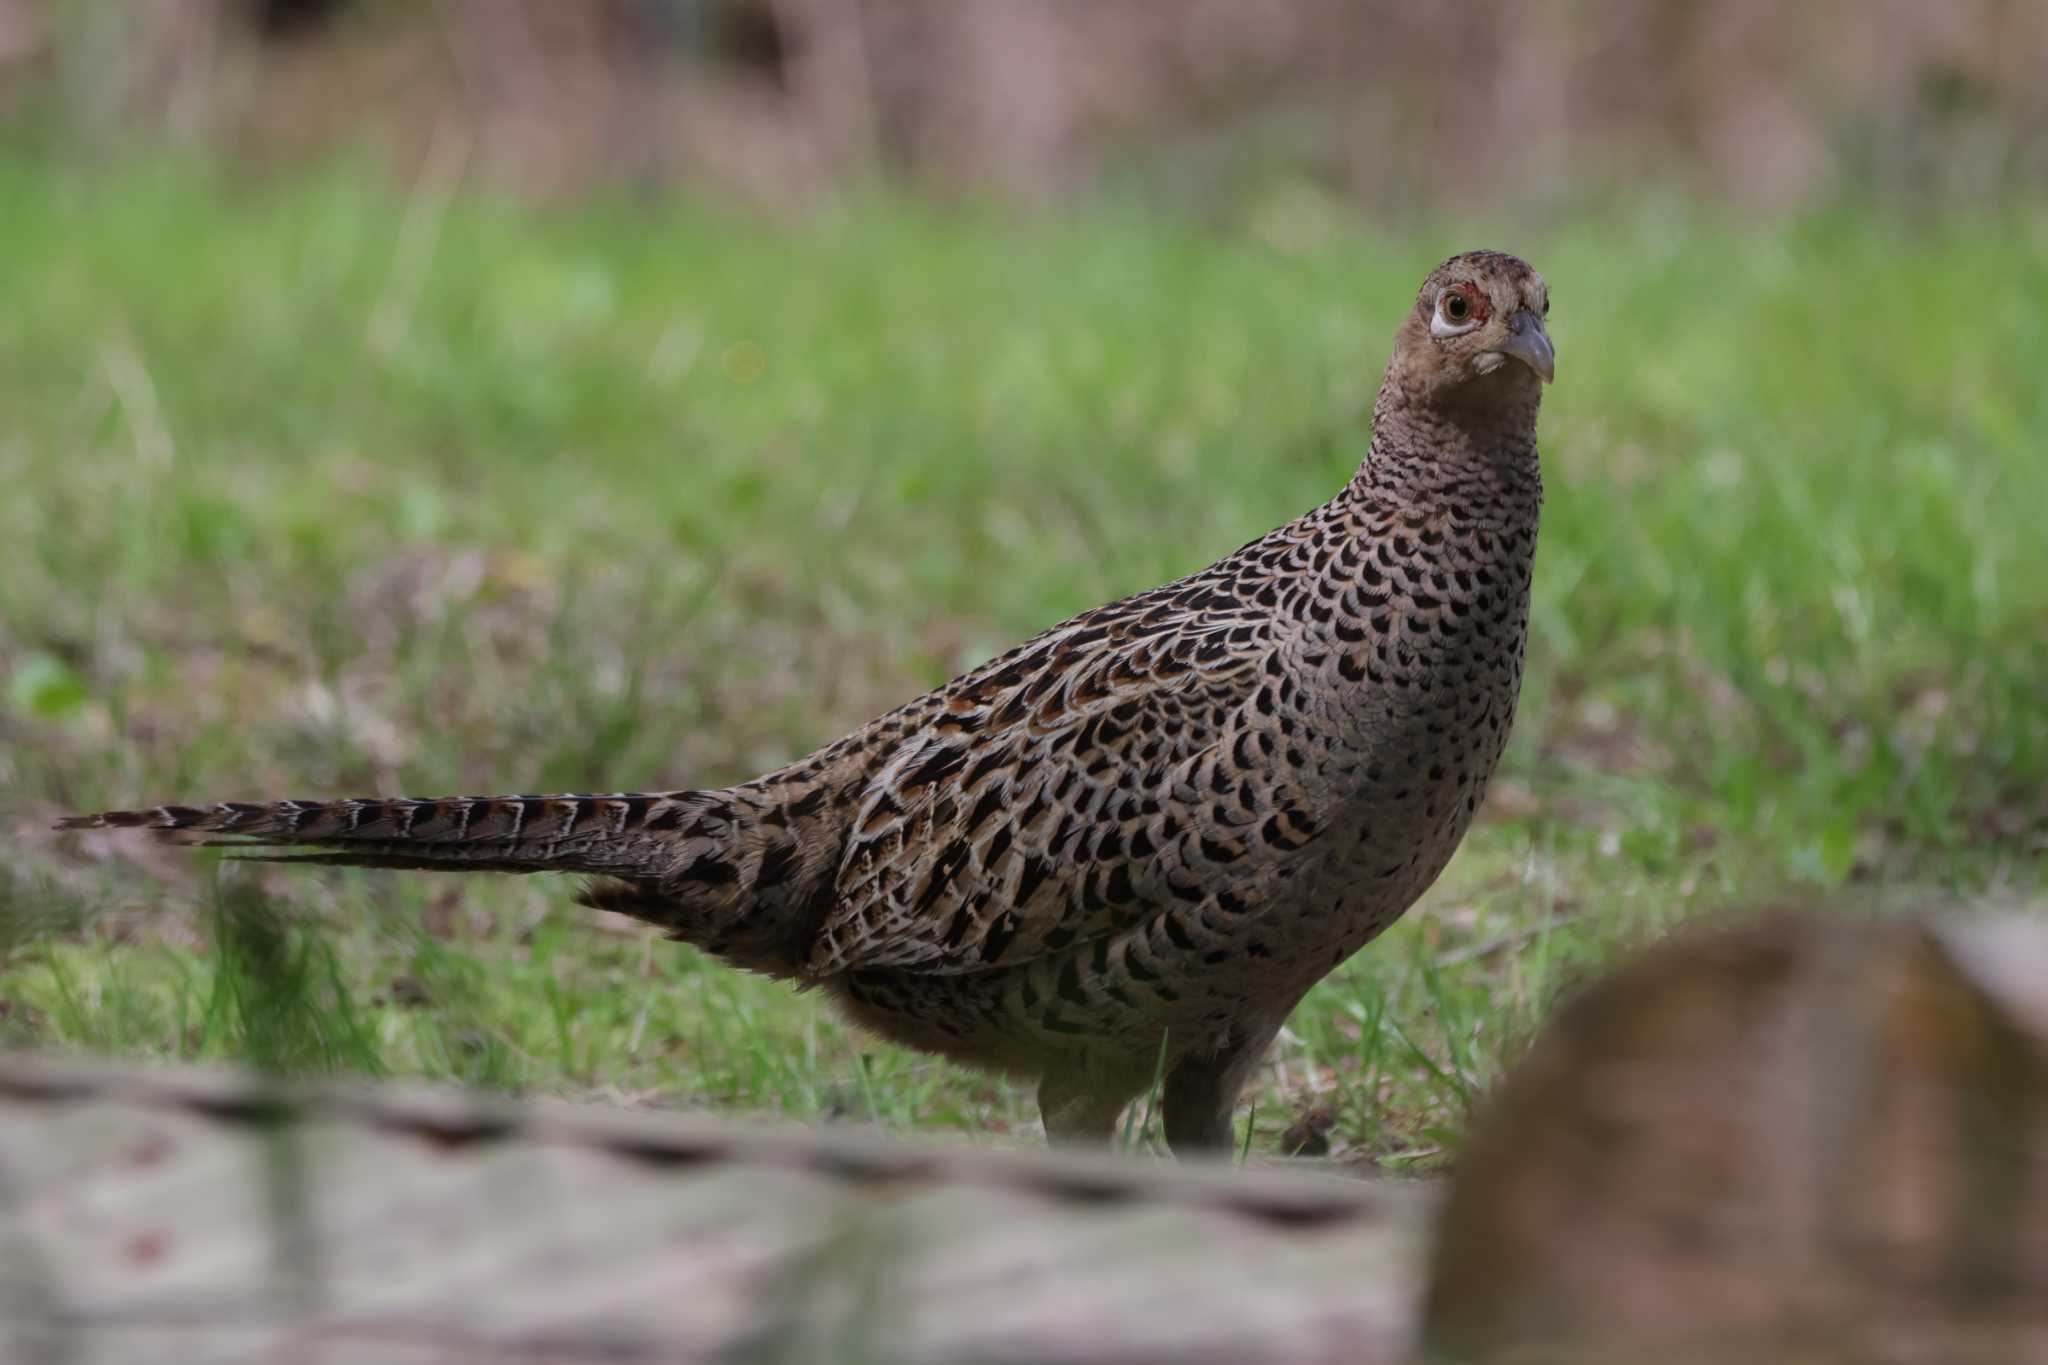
[1423,911,2048,1364]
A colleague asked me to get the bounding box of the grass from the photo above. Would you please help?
[2,152,2044,1164]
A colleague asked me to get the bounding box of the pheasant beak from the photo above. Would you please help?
[1494,309,1555,384]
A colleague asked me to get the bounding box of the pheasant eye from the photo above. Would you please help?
[1431,287,1479,337]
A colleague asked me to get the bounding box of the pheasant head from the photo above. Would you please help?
[1367,250,1553,490]
[1394,249,1553,394]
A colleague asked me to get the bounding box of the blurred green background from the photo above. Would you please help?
[1,0,2043,1161]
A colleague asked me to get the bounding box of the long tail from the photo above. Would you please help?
[58,788,838,975]
[56,792,700,878]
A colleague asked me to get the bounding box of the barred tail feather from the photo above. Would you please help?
[59,786,837,976]
[55,791,700,879]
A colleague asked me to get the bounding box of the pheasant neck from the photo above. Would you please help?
[1348,372,1543,513]
[1350,428,1541,513]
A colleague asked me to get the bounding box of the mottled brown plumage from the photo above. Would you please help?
[61,251,1555,1153]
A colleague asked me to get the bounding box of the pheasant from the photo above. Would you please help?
[61,251,1555,1154]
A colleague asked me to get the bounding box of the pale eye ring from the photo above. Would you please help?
[1431,288,1479,337]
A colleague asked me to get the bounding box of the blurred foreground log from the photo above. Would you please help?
[1425,912,2048,1364]
[5,910,2048,1363]
[0,1056,1429,1364]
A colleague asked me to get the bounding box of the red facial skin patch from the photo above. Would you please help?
[1449,282,1491,325]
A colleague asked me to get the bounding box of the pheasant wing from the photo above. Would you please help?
[810,573,1282,976]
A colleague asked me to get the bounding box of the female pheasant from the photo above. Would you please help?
[63,251,1555,1154]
